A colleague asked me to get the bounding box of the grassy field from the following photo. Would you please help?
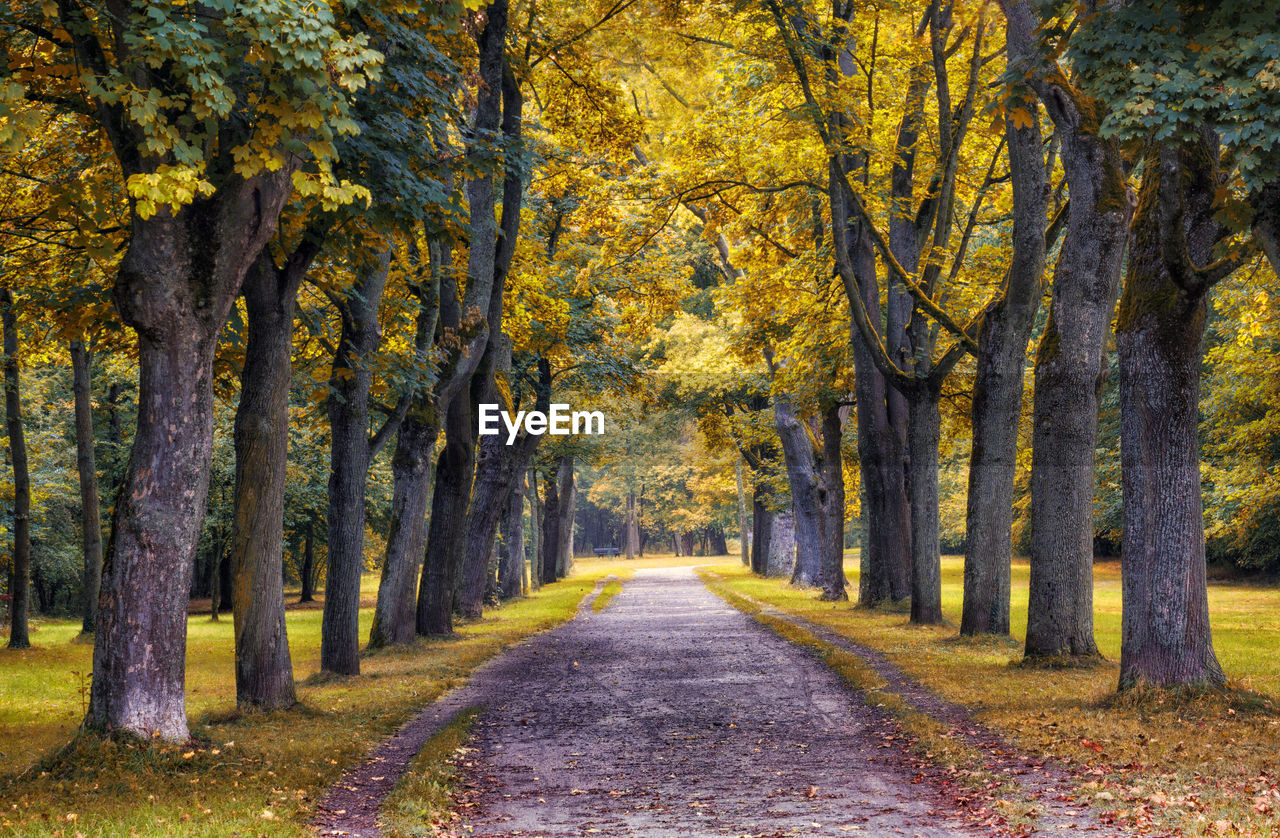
[702,554,1280,838]
[0,570,615,837]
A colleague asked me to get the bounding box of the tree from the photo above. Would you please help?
[1000,0,1133,663]
[2,289,30,648]
[2,0,379,738]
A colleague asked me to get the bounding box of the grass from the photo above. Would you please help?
[0,570,613,837]
[591,579,624,612]
[700,555,1280,838]
[380,708,480,838]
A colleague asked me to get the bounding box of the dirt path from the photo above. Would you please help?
[454,567,985,837]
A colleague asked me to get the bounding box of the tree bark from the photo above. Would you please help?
[299,519,316,603]
[89,175,291,740]
[528,467,542,590]
[321,249,393,675]
[750,483,773,576]
[459,357,545,618]
[907,383,944,624]
[767,511,795,577]
[557,457,576,577]
[230,250,315,709]
[416,395,477,635]
[370,245,444,649]
[1022,100,1131,662]
[774,395,824,588]
[415,0,515,633]
[961,72,1048,636]
[1116,139,1227,690]
[2,290,31,649]
[819,402,848,601]
[70,340,103,635]
[540,463,561,584]
[498,471,526,598]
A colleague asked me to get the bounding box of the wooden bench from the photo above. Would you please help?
[593,546,621,557]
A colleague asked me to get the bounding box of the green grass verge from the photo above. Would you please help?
[0,571,610,837]
[591,579,624,613]
[380,708,480,838]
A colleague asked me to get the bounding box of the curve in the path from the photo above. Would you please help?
[457,567,981,837]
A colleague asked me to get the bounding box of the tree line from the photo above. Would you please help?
[2,0,1279,746]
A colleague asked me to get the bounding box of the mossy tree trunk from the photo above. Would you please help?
[1116,139,1230,690]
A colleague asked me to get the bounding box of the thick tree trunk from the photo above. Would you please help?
[819,402,848,601]
[708,527,728,556]
[89,177,290,740]
[70,340,104,635]
[540,464,561,584]
[774,396,824,588]
[369,410,439,646]
[961,75,1049,637]
[907,385,944,624]
[415,395,477,635]
[1116,140,1226,690]
[321,251,392,675]
[767,511,795,578]
[498,472,526,598]
[2,291,31,649]
[229,254,306,709]
[1023,126,1130,662]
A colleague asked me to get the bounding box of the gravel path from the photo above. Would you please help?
[456,567,980,837]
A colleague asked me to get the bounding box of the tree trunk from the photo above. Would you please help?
[750,483,773,576]
[416,395,477,635]
[625,492,641,559]
[708,527,728,556]
[299,519,316,603]
[528,467,542,590]
[961,88,1048,636]
[907,384,944,624]
[767,511,795,578]
[1022,110,1131,663]
[557,457,576,577]
[2,291,31,649]
[370,250,443,649]
[540,464,561,584]
[774,396,824,588]
[89,176,290,740]
[69,340,104,635]
[498,472,526,598]
[735,458,750,565]
[819,402,848,601]
[1116,140,1226,690]
[459,429,537,617]
[229,253,308,709]
[321,250,393,675]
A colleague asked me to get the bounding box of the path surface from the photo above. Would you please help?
[456,568,977,837]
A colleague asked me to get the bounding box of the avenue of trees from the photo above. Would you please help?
[1,0,1279,743]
